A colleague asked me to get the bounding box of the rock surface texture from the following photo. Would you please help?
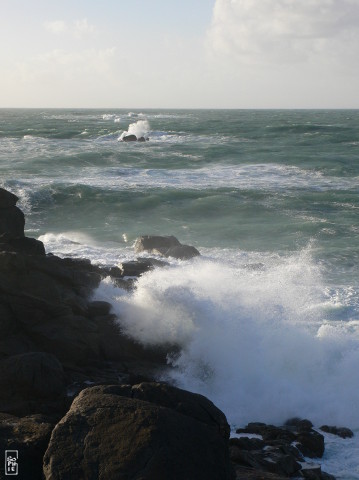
[43,382,232,480]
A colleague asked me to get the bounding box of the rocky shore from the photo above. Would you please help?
[0,187,352,479]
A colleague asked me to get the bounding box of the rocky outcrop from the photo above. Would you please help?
[43,382,232,480]
[320,425,354,439]
[121,134,149,142]
[0,188,25,237]
[134,235,200,259]
[231,420,336,479]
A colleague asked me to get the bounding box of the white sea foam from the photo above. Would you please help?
[94,248,359,432]
[119,120,150,141]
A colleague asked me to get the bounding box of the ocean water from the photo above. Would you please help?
[1,109,359,478]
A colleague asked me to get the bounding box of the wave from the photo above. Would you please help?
[95,247,359,429]
[119,120,150,141]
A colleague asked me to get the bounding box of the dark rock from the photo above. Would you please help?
[87,300,112,317]
[137,136,146,142]
[320,425,354,439]
[0,413,57,480]
[0,352,66,400]
[43,383,232,480]
[0,234,45,255]
[0,188,19,208]
[122,134,137,142]
[285,417,313,432]
[296,430,325,458]
[134,235,181,253]
[165,244,200,259]
[229,436,265,451]
[0,207,25,237]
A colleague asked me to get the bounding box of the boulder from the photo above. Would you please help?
[43,382,232,480]
[0,188,19,208]
[296,430,325,458]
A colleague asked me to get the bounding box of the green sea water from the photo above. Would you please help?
[2,109,359,477]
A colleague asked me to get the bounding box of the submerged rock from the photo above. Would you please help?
[43,382,232,480]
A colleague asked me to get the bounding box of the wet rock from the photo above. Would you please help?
[134,235,181,253]
[296,430,325,458]
[320,425,354,438]
[43,383,232,480]
[122,134,137,142]
[285,417,313,432]
[134,235,200,259]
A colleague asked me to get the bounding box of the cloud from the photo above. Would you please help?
[73,18,96,38]
[207,0,359,65]
[44,20,67,34]
[43,18,96,38]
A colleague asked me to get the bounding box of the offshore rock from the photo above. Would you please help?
[134,235,200,259]
[320,425,354,439]
[122,134,137,142]
[43,383,232,480]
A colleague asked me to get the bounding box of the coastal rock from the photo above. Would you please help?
[122,134,137,142]
[0,352,66,399]
[0,234,45,255]
[43,383,232,480]
[134,235,200,259]
[320,425,354,439]
[0,188,25,237]
[0,413,57,480]
[134,235,181,253]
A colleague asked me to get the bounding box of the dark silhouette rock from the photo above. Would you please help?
[320,425,354,439]
[134,235,200,259]
[122,134,137,142]
[0,188,25,237]
[0,234,45,255]
[43,383,232,480]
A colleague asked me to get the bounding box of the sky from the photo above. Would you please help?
[1,0,359,108]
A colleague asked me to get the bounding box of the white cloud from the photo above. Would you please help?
[44,20,67,34]
[44,18,96,38]
[73,18,96,38]
[207,0,359,65]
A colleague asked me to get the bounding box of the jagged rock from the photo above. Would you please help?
[229,437,265,451]
[43,383,232,480]
[320,425,354,439]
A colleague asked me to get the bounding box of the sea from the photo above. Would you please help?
[1,109,358,478]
